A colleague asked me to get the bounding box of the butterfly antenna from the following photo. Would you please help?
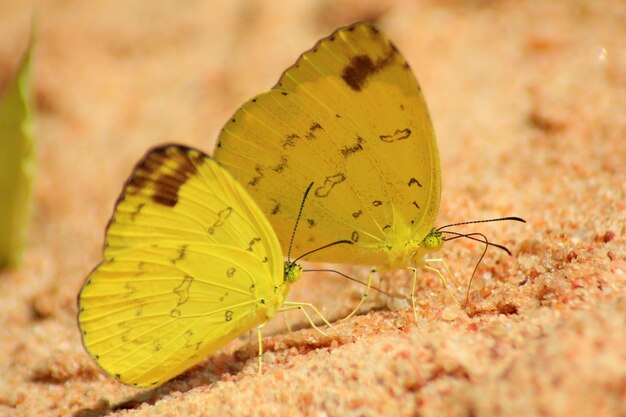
[451,232,489,308]
[441,231,512,255]
[440,231,513,307]
[292,240,353,264]
[287,182,314,263]
[437,216,525,232]
[303,268,392,297]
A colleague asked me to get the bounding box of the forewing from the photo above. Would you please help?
[215,22,440,266]
[104,145,283,283]
[78,244,271,387]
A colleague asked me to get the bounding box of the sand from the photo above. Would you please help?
[0,1,625,416]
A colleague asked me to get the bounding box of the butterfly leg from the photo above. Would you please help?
[425,257,458,287]
[280,302,332,336]
[257,322,267,376]
[409,266,419,323]
[284,312,293,334]
[423,258,461,306]
[342,269,376,321]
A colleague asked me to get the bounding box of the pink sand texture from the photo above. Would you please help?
[1,1,625,416]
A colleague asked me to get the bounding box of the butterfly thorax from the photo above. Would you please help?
[254,262,302,322]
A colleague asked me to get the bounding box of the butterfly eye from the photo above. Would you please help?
[421,229,444,252]
[283,262,303,283]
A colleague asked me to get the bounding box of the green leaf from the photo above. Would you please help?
[0,44,34,268]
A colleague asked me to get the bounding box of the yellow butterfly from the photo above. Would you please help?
[214,22,523,314]
[78,145,329,387]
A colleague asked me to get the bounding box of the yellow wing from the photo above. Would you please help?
[79,244,278,387]
[104,145,282,275]
[214,22,440,268]
[78,146,287,387]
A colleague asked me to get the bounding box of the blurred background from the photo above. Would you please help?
[0,1,624,416]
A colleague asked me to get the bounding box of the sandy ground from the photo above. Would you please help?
[0,1,625,416]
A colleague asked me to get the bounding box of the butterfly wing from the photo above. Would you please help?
[215,22,440,267]
[103,145,282,273]
[78,146,284,386]
[79,244,273,387]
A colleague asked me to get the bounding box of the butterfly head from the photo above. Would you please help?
[283,261,303,283]
[421,228,445,253]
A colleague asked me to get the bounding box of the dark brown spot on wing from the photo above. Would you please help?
[151,178,181,207]
[380,128,411,143]
[247,237,261,252]
[341,136,364,158]
[408,178,422,188]
[207,207,233,235]
[171,245,188,265]
[103,145,208,238]
[127,146,201,208]
[305,122,323,140]
[249,164,264,186]
[315,173,346,197]
[173,275,193,305]
[341,48,398,92]
[130,203,145,221]
[270,200,280,215]
[282,133,300,149]
[271,155,288,173]
[342,55,376,92]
